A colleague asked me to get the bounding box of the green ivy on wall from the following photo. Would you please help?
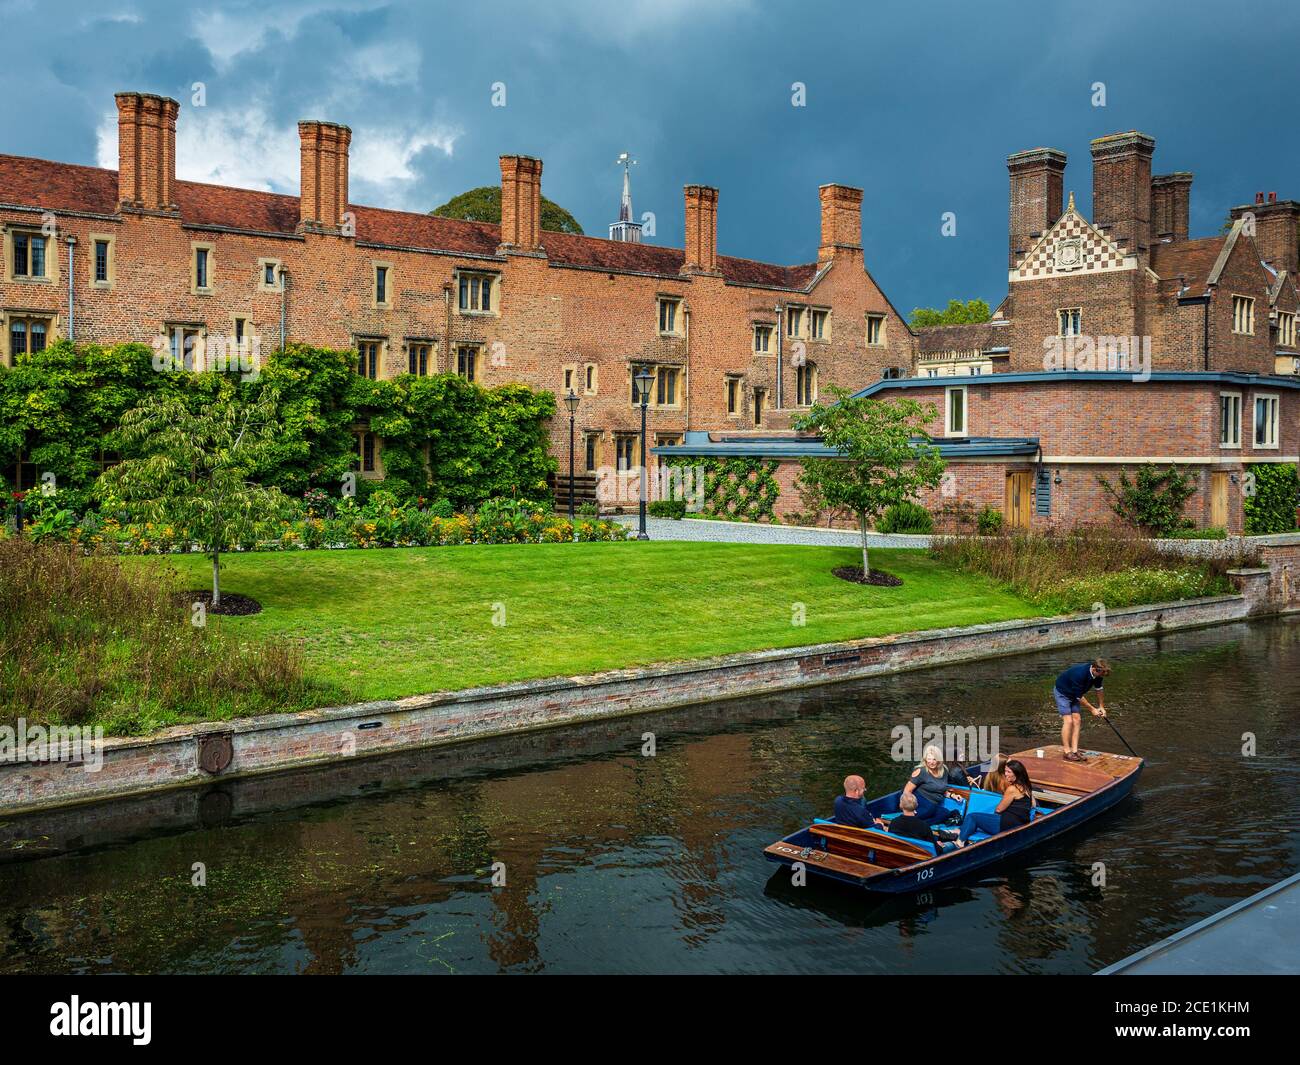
[690,457,781,522]
[1244,463,1299,534]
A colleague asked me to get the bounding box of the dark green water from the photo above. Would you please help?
[1,618,1297,974]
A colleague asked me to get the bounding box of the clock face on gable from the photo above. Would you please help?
[1054,238,1083,270]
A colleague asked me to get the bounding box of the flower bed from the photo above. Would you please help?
[9,491,629,554]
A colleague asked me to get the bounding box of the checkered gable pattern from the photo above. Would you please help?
[1014,210,1132,279]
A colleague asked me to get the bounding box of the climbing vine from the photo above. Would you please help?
[691,457,781,522]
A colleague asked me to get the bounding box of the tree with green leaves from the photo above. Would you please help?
[98,381,291,606]
[909,299,992,329]
[793,387,946,577]
[431,186,584,234]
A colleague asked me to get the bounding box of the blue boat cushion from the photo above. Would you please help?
[964,788,1004,817]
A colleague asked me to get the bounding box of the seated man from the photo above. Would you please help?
[888,792,939,847]
[833,774,877,829]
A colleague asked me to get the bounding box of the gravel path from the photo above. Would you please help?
[611,515,930,548]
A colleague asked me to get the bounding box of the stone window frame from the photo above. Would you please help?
[1219,391,1242,449]
[786,304,806,340]
[455,269,500,317]
[753,322,774,354]
[89,232,116,289]
[354,335,386,379]
[1251,392,1279,450]
[257,257,283,292]
[371,261,393,309]
[752,386,767,427]
[404,337,435,377]
[1232,295,1255,336]
[629,362,683,410]
[613,432,640,472]
[725,374,743,417]
[2,226,58,284]
[1057,307,1082,338]
[945,384,968,437]
[808,307,831,342]
[230,314,256,356]
[562,363,578,395]
[352,429,381,477]
[191,242,215,295]
[162,322,207,370]
[3,309,59,367]
[1277,310,1296,348]
[583,362,598,396]
[795,361,818,406]
[657,295,683,337]
[865,313,886,347]
[456,343,482,383]
[583,430,601,473]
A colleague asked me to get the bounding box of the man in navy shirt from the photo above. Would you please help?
[1053,659,1110,762]
[833,775,880,829]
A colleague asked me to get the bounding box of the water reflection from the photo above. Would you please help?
[0,618,1297,974]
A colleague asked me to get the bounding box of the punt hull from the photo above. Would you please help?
[763,748,1143,894]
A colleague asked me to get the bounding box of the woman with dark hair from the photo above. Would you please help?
[953,759,1034,847]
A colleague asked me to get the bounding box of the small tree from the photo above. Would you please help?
[1098,463,1196,537]
[97,382,289,605]
[793,388,946,577]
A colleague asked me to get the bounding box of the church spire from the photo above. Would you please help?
[609,152,643,242]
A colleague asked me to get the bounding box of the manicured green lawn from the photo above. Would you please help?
[149,543,1044,702]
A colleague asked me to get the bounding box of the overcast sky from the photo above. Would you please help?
[2,0,1296,314]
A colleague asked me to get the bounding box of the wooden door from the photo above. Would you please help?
[1005,471,1032,530]
[1210,471,1228,529]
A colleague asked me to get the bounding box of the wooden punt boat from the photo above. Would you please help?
[763,745,1143,894]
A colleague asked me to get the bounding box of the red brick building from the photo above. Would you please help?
[0,90,914,487]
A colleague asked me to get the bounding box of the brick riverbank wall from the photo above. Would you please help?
[0,592,1265,816]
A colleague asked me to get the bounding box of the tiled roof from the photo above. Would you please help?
[915,322,996,355]
[1149,236,1228,295]
[0,153,820,289]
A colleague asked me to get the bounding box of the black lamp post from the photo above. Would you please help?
[634,367,654,541]
[564,388,579,529]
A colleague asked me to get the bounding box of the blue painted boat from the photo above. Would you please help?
[763,745,1143,894]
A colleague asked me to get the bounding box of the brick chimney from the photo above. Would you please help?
[115,92,180,214]
[298,120,352,233]
[1231,198,1300,276]
[1007,148,1066,269]
[1090,132,1155,256]
[681,185,720,274]
[498,155,544,253]
[1150,172,1193,243]
[818,184,863,264]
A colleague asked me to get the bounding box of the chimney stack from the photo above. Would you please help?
[817,184,863,265]
[1150,172,1192,243]
[681,185,720,274]
[1231,198,1300,277]
[115,92,180,214]
[1090,132,1155,256]
[498,155,544,253]
[298,120,352,233]
[1007,148,1066,269]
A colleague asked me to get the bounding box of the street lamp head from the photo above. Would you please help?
[564,388,580,416]
[634,367,654,407]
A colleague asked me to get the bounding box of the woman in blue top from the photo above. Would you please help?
[1053,659,1110,763]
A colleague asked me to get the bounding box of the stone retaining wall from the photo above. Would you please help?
[0,593,1257,816]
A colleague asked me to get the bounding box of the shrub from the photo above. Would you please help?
[577,501,598,518]
[1243,463,1299,534]
[1098,463,1197,536]
[976,506,1004,535]
[648,499,687,519]
[877,501,933,534]
[428,497,455,519]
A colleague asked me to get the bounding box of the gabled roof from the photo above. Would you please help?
[1148,235,1228,296]
[0,153,821,289]
[915,322,997,355]
[1010,193,1135,280]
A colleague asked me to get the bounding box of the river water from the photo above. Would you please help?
[1,618,1297,974]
